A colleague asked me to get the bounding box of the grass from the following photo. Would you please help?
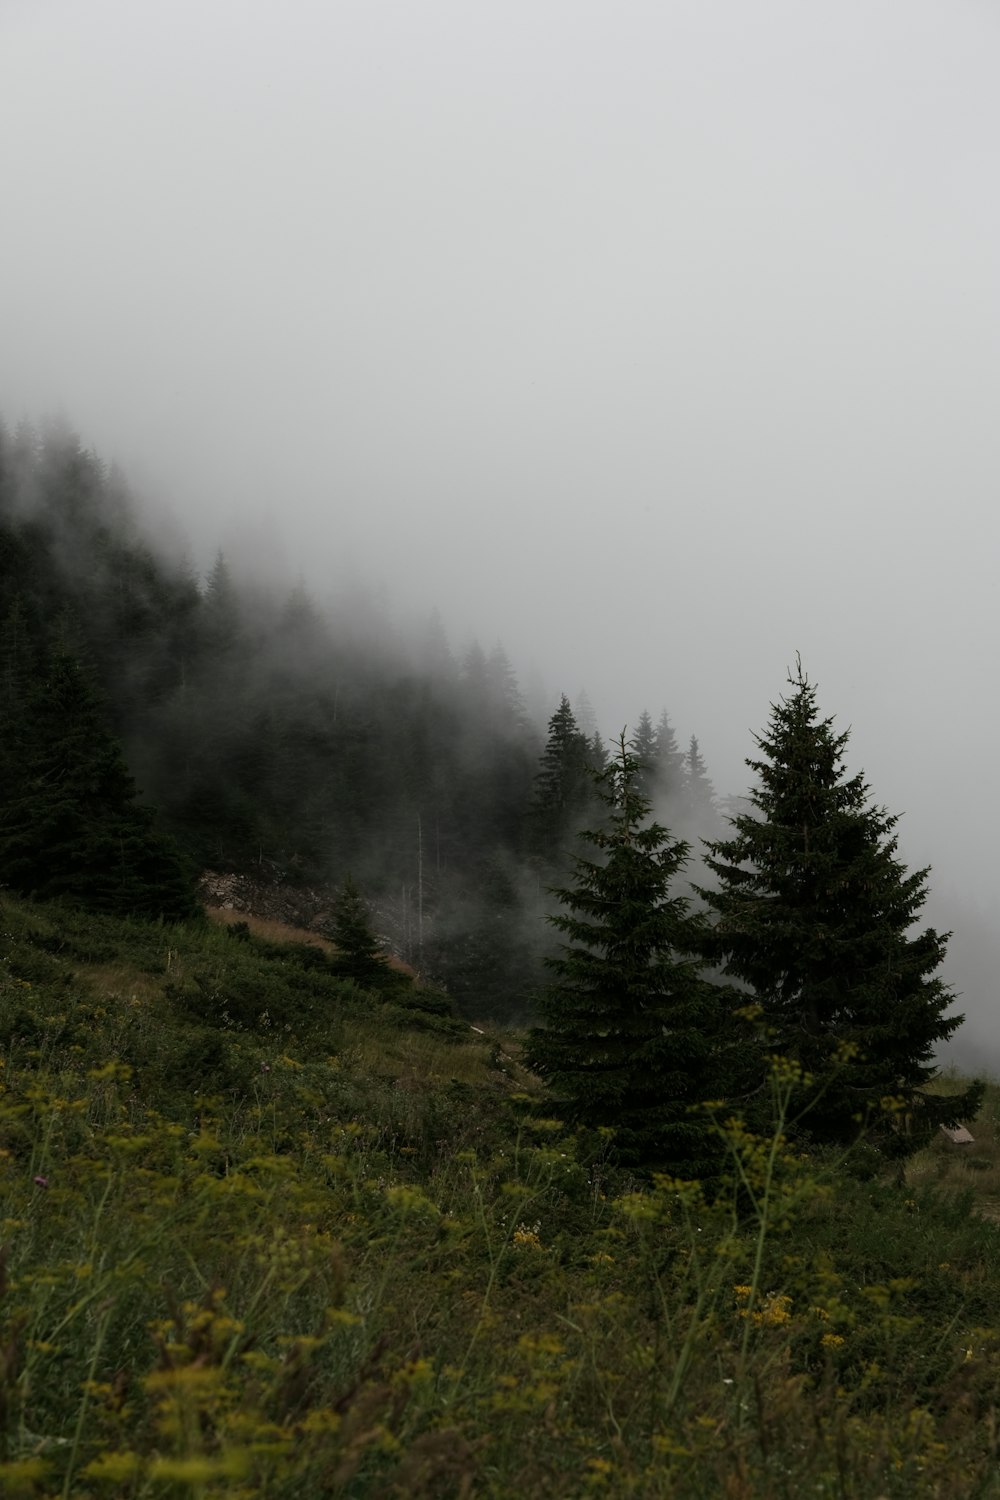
[2,894,1000,1496]
[908,1073,1000,1221]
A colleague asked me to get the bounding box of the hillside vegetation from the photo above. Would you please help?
[2,896,999,1498]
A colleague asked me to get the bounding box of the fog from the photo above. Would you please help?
[2,1,998,1065]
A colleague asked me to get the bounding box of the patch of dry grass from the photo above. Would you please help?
[204,906,416,975]
[906,1076,1000,1216]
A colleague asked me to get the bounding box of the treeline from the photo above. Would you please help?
[0,417,981,1176]
[0,417,721,1015]
[529,679,983,1177]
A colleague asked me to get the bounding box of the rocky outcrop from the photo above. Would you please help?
[198,870,337,932]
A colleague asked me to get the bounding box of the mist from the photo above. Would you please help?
[1,1,998,1063]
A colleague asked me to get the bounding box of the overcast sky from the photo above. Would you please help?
[2,1,998,1061]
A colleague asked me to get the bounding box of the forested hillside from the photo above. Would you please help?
[0,418,717,1018]
[2,416,996,1497]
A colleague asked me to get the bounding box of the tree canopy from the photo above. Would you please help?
[0,625,199,921]
[528,737,730,1174]
[699,660,981,1154]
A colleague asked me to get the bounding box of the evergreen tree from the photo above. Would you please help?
[0,598,35,778]
[423,855,541,1023]
[328,878,401,993]
[529,696,593,865]
[654,710,686,801]
[484,643,528,736]
[682,735,718,834]
[528,736,728,1174]
[201,551,241,655]
[0,634,199,920]
[629,710,659,803]
[699,661,981,1153]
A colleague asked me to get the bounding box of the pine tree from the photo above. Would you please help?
[629,710,659,803]
[529,696,594,866]
[201,551,241,655]
[484,643,528,736]
[0,634,199,920]
[654,710,686,801]
[0,598,35,786]
[328,878,401,993]
[699,661,981,1153]
[527,736,729,1174]
[682,735,718,835]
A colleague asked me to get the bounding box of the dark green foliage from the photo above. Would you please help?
[589,731,609,772]
[628,710,659,803]
[699,661,982,1153]
[0,633,199,921]
[0,597,36,797]
[422,856,543,1024]
[0,410,983,1148]
[654,710,686,800]
[328,878,405,995]
[528,737,730,1174]
[529,695,595,867]
[682,734,719,836]
[0,413,551,1001]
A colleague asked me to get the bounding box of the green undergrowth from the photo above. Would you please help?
[2,895,1000,1497]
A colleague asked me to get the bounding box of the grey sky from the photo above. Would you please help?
[2,2,998,1060]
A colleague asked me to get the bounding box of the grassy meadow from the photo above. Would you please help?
[2,895,1000,1497]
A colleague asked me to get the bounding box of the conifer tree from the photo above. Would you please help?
[0,598,35,788]
[529,695,594,865]
[328,878,401,993]
[528,736,729,1174]
[654,710,686,800]
[201,551,241,655]
[682,735,718,834]
[484,643,528,736]
[0,634,199,920]
[699,661,981,1153]
[629,710,659,803]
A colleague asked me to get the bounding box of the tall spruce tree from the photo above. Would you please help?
[629,710,659,803]
[654,710,686,801]
[528,736,729,1174]
[699,661,981,1153]
[682,735,718,835]
[529,695,594,865]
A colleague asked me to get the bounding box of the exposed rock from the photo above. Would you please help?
[197,870,333,930]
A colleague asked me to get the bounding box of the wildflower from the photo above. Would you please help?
[741,1292,792,1326]
[821,1333,845,1349]
[33,1175,49,1189]
[0,1457,50,1491]
[83,1452,143,1482]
